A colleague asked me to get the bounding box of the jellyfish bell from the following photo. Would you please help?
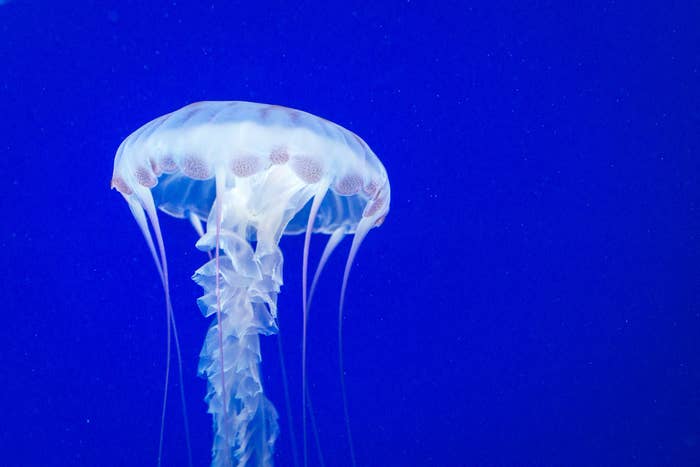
[111,101,390,466]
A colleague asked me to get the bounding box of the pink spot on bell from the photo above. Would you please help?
[364,180,379,196]
[111,176,133,195]
[135,166,157,187]
[160,156,178,173]
[291,156,323,184]
[364,196,386,217]
[334,174,363,195]
[270,147,289,165]
[182,157,210,179]
[150,159,162,176]
[231,155,261,177]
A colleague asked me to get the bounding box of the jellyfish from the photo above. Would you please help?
[110,101,391,466]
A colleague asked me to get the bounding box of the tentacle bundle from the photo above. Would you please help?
[193,229,281,466]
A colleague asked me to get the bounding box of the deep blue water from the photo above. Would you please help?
[1,1,698,466]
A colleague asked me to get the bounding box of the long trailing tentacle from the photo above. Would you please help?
[304,381,326,467]
[296,226,345,467]
[126,196,164,283]
[301,180,330,467]
[278,318,326,467]
[338,216,375,467]
[126,195,172,465]
[307,226,346,312]
[137,190,193,467]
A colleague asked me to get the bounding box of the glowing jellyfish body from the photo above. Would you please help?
[111,101,390,466]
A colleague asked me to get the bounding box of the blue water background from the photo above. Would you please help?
[1,1,698,465]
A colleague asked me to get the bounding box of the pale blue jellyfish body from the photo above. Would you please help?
[111,101,390,466]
